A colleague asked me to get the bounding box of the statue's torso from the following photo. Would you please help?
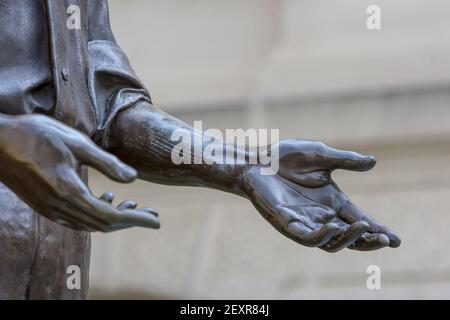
[0,0,90,300]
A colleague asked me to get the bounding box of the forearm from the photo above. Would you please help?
[107,102,252,195]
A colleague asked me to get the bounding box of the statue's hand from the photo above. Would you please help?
[0,114,159,232]
[238,139,400,252]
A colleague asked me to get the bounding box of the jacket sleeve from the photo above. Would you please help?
[87,0,152,147]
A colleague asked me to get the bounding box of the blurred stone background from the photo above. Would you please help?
[88,0,450,299]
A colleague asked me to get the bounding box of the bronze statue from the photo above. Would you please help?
[0,0,400,299]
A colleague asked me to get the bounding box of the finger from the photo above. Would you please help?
[56,171,156,231]
[284,170,331,188]
[82,196,160,231]
[117,199,138,210]
[339,202,401,248]
[115,208,160,230]
[349,233,390,251]
[319,144,376,172]
[99,192,115,204]
[64,135,137,183]
[381,228,401,248]
[278,206,321,230]
[320,221,369,253]
[140,207,159,217]
[286,222,340,247]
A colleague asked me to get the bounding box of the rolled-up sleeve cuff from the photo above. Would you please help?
[87,40,152,147]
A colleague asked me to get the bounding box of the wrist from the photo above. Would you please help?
[188,140,255,195]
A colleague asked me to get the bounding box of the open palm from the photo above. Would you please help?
[239,140,400,252]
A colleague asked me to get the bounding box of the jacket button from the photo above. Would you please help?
[62,68,70,81]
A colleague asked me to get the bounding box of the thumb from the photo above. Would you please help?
[66,135,137,183]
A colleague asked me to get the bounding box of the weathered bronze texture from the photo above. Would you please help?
[0,0,400,299]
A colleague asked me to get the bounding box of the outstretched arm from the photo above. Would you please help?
[88,0,400,251]
[106,102,401,252]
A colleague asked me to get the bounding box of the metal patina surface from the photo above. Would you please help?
[0,0,400,299]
